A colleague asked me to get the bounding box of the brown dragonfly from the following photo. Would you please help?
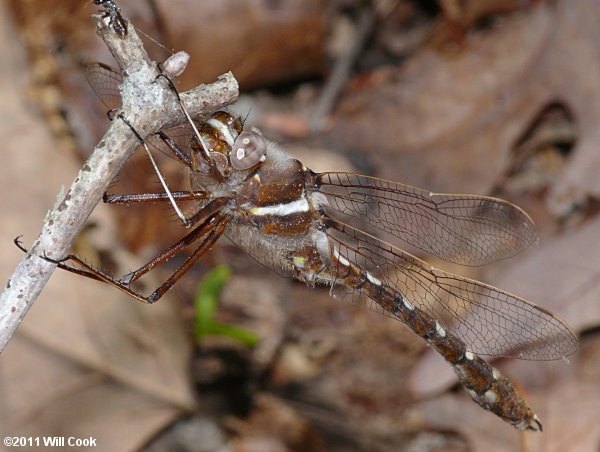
[47,63,578,431]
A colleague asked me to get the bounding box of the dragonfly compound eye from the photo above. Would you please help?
[230,129,267,170]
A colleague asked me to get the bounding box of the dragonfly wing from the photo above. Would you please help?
[316,172,539,267]
[85,62,123,111]
[323,218,578,360]
[85,63,198,163]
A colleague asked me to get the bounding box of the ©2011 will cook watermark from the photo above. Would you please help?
[4,436,97,448]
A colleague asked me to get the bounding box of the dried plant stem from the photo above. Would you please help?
[0,8,239,352]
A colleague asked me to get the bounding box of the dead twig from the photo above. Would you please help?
[0,2,239,352]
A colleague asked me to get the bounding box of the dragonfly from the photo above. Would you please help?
[44,62,578,431]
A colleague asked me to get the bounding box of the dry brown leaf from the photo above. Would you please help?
[437,0,539,41]
[267,283,426,449]
[1,336,184,452]
[421,392,525,452]
[0,4,195,451]
[144,0,327,91]
[333,0,600,200]
[228,394,326,452]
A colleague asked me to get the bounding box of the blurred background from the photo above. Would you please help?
[1,0,599,451]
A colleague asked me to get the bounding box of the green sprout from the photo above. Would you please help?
[194,265,259,347]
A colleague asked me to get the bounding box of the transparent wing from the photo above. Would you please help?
[316,172,538,267]
[84,62,196,163]
[324,219,578,360]
[85,62,123,111]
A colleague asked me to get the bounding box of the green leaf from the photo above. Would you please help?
[194,265,231,338]
[206,322,260,347]
[193,265,259,347]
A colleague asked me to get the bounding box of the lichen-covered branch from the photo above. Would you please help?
[0,4,239,352]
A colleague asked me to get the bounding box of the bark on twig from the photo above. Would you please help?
[0,6,239,352]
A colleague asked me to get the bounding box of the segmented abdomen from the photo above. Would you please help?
[332,257,542,431]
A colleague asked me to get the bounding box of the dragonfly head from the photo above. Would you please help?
[229,128,267,171]
[191,111,267,179]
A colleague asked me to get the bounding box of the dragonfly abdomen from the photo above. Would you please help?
[330,253,542,431]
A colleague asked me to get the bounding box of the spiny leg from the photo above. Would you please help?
[118,198,229,285]
[14,236,128,286]
[32,212,229,304]
[155,131,193,168]
[103,190,208,204]
[146,215,228,302]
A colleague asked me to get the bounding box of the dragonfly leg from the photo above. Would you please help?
[117,198,228,285]
[103,190,208,204]
[117,113,191,226]
[25,213,228,304]
[16,236,126,285]
[155,131,194,168]
[146,215,227,303]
